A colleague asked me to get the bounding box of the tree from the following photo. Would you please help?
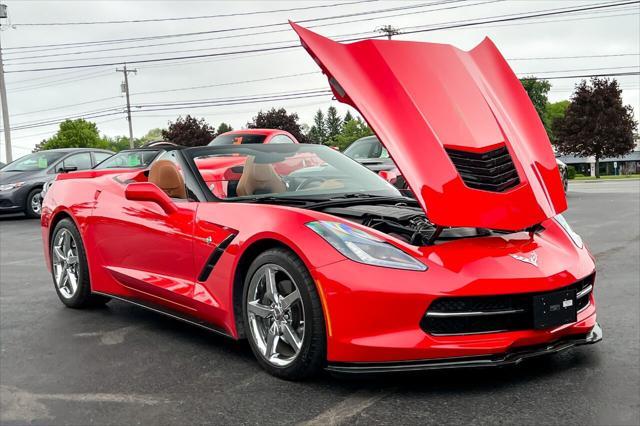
[140,128,164,144]
[247,107,309,143]
[553,78,637,178]
[38,119,109,151]
[325,106,343,143]
[520,77,551,128]
[543,100,570,142]
[216,122,233,135]
[162,115,214,147]
[307,109,327,144]
[333,117,373,151]
[344,110,354,122]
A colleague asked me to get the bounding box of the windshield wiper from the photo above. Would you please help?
[230,195,327,206]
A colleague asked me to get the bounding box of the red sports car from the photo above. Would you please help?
[41,24,600,380]
[209,129,299,146]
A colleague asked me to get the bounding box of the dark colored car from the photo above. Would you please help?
[0,148,113,217]
[94,143,180,170]
[556,158,569,192]
[343,135,407,191]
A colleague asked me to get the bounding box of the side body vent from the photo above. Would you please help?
[446,145,520,192]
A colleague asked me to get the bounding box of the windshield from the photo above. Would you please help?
[187,144,400,201]
[94,150,160,169]
[209,133,267,145]
[2,151,67,172]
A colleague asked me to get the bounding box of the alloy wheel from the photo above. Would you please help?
[246,264,305,367]
[31,192,42,215]
[52,229,80,299]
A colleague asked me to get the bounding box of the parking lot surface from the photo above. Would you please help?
[1,180,639,425]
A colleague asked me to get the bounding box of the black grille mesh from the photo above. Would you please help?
[446,145,520,192]
[421,274,595,335]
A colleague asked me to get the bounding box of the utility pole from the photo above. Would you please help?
[0,3,12,163]
[376,25,400,40]
[116,63,137,148]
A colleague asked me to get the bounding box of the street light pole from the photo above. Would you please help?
[116,63,137,148]
[0,3,12,163]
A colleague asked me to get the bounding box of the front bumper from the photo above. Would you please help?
[0,186,30,213]
[327,322,602,374]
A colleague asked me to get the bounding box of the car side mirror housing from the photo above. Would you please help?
[378,170,397,184]
[125,182,178,214]
[58,165,78,173]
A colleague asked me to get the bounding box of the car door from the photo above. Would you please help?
[88,151,199,313]
[57,152,93,172]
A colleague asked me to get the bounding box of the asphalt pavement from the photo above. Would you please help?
[1,179,639,425]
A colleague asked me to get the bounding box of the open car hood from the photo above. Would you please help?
[291,23,566,231]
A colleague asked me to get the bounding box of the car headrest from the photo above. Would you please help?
[148,160,187,199]
[236,156,286,196]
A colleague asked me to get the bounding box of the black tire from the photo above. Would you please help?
[242,248,326,380]
[50,218,110,308]
[25,188,42,218]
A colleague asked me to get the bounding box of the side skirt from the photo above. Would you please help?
[93,291,234,339]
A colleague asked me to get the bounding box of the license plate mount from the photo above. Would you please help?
[533,289,577,329]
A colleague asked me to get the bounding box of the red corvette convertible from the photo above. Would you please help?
[41,24,600,379]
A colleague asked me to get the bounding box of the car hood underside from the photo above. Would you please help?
[291,22,566,231]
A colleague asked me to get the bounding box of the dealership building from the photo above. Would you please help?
[557,150,640,176]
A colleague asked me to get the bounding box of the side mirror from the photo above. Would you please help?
[378,170,397,184]
[125,182,178,214]
[58,165,78,173]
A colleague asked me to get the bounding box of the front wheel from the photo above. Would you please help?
[242,248,326,380]
[50,218,110,308]
[25,188,42,218]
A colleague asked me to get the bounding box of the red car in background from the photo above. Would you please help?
[209,129,299,146]
[40,23,600,380]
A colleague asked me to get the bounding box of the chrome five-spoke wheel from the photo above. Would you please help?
[247,264,305,367]
[52,228,80,299]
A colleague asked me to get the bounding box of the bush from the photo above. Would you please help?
[567,165,577,180]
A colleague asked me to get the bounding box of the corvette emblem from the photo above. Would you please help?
[510,252,538,267]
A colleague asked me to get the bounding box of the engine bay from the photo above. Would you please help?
[322,203,492,246]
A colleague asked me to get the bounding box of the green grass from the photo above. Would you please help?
[572,174,640,180]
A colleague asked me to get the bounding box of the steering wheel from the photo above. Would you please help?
[295,177,327,191]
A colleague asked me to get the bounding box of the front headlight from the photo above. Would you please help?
[555,214,583,248]
[306,221,427,271]
[0,181,25,191]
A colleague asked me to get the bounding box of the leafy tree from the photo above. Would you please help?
[520,77,551,128]
[333,117,373,151]
[553,78,637,178]
[216,122,233,135]
[106,135,141,152]
[247,107,309,143]
[543,100,570,142]
[344,110,354,122]
[307,109,327,144]
[325,106,343,142]
[140,128,164,144]
[37,119,109,151]
[162,115,214,147]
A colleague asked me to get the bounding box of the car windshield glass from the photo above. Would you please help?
[209,134,267,145]
[94,150,159,169]
[188,144,400,201]
[2,151,67,172]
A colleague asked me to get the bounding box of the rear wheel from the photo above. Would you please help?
[242,248,325,380]
[50,218,109,308]
[25,188,42,218]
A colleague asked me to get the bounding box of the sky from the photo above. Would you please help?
[0,0,639,161]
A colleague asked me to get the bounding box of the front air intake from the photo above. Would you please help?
[446,145,520,192]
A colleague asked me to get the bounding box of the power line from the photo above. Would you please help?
[11,0,377,26]
[2,1,451,52]
[3,0,494,63]
[5,0,637,73]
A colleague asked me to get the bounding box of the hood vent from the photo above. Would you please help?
[446,145,520,192]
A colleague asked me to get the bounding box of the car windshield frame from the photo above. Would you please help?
[182,144,401,203]
[2,151,68,172]
[94,149,161,169]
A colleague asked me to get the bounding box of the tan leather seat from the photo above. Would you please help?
[236,156,286,197]
[148,160,187,199]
